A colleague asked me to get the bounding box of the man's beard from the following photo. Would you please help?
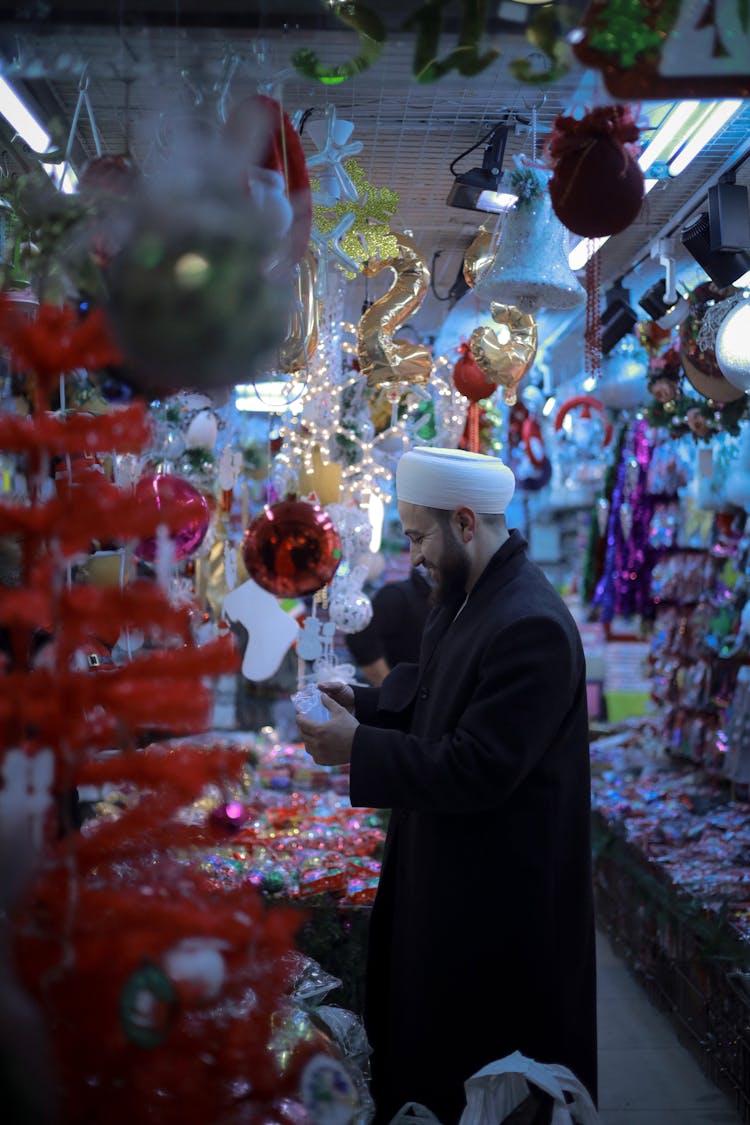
[429,534,470,608]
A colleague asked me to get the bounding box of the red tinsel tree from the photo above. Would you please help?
[0,296,311,1125]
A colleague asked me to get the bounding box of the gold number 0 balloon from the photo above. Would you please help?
[470,303,538,405]
[278,251,319,374]
[357,232,432,389]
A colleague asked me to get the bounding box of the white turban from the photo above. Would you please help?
[396,447,515,514]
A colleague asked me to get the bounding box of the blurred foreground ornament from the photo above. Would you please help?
[469,303,537,405]
[546,105,644,237]
[134,473,210,563]
[105,131,291,398]
[224,94,312,272]
[474,177,584,312]
[680,282,744,403]
[716,299,750,393]
[358,232,431,388]
[242,498,342,598]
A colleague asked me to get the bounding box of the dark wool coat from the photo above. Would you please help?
[349,531,597,1125]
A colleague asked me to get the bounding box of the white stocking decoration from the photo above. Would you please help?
[0,748,55,851]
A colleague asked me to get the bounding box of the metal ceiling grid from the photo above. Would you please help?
[0,18,748,339]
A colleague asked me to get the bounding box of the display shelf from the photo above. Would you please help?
[593,814,750,1123]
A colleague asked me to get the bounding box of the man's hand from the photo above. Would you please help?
[297,692,359,766]
[317,680,355,715]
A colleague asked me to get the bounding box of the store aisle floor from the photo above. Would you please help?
[596,930,742,1123]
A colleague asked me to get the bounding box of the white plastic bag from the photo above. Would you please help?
[459,1051,599,1125]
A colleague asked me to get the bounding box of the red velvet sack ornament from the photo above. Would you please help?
[546,105,644,238]
[452,342,496,403]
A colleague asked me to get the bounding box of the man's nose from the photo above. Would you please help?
[409,541,423,567]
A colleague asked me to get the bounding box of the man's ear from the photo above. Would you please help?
[453,506,477,542]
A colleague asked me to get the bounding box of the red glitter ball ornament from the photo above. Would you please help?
[452,343,496,403]
[242,498,342,598]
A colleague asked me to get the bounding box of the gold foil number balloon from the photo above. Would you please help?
[277,250,319,374]
[470,303,538,405]
[463,225,496,289]
[357,232,432,389]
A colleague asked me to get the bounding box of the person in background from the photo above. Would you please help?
[297,447,596,1124]
[345,566,431,686]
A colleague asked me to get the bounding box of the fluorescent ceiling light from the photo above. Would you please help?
[734,270,750,288]
[568,236,608,271]
[638,101,701,172]
[669,100,743,176]
[0,75,79,194]
[542,395,556,417]
[0,75,51,152]
[582,375,597,392]
[236,381,305,413]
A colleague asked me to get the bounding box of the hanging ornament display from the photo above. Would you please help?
[224,94,312,272]
[452,344,495,454]
[452,342,496,404]
[242,497,342,598]
[184,409,219,451]
[405,0,499,81]
[292,1,386,83]
[463,225,495,288]
[474,166,585,313]
[679,282,745,404]
[312,160,400,279]
[716,298,750,393]
[545,105,644,238]
[573,0,750,100]
[133,473,211,563]
[554,395,614,449]
[646,347,682,404]
[328,563,373,634]
[598,337,649,410]
[469,303,538,405]
[304,104,363,204]
[357,232,431,389]
[276,251,320,375]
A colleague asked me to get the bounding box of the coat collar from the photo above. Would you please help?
[418,529,528,672]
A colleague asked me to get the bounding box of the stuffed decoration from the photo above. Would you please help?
[573,0,750,99]
[545,105,644,238]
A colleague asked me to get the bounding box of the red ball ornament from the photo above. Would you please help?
[452,342,496,403]
[546,105,644,238]
[242,498,342,598]
[79,154,139,196]
[134,473,210,563]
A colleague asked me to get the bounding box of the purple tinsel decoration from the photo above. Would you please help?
[593,418,656,623]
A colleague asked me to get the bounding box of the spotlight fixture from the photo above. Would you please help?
[681,210,750,288]
[600,281,638,355]
[446,122,517,213]
[638,278,689,329]
[708,178,750,252]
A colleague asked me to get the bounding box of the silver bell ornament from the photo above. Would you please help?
[474,178,585,314]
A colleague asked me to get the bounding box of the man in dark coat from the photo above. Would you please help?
[297,447,597,1124]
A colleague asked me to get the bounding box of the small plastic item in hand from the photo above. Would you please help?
[292,685,330,723]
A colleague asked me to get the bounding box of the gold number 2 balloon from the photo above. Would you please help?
[278,250,319,374]
[357,232,432,389]
[470,303,538,405]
